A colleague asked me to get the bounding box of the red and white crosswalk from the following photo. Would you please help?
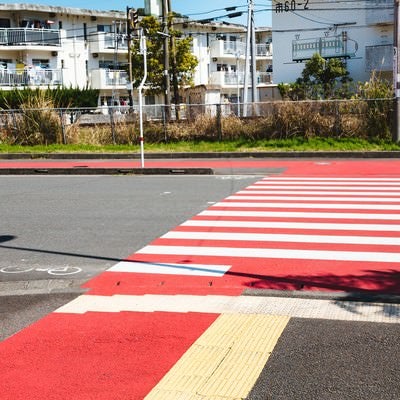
[2,173,400,400]
[84,176,400,296]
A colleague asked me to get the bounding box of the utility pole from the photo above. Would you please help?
[243,0,254,117]
[250,5,257,107]
[168,0,180,120]
[162,0,170,121]
[395,0,400,142]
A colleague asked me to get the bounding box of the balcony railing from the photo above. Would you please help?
[256,43,272,57]
[0,68,62,86]
[0,28,61,46]
[211,71,273,86]
[211,40,273,58]
[90,32,128,53]
[105,69,128,86]
[91,69,128,89]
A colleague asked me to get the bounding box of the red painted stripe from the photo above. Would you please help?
[192,215,400,224]
[173,225,400,237]
[0,312,218,400]
[83,253,400,296]
[150,237,400,253]
[208,205,400,215]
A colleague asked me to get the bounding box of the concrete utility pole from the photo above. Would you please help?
[251,5,257,107]
[162,0,170,120]
[243,0,256,117]
[395,0,400,142]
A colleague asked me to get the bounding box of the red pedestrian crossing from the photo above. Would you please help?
[84,176,400,297]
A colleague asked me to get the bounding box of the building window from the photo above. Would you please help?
[0,18,10,28]
[97,24,113,33]
[32,59,50,69]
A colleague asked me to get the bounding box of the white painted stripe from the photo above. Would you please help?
[55,294,400,323]
[200,210,400,220]
[183,219,400,232]
[260,179,400,186]
[262,177,400,181]
[231,195,400,202]
[216,201,400,211]
[244,189,400,196]
[163,231,400,246]
[252,184,400,190]
[137,245,400,263]
[107,261,230,276]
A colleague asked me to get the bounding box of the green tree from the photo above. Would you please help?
[131,16,198,97]
[279,53,352,100]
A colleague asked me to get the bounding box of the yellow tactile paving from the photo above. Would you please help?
[145,313,290,400]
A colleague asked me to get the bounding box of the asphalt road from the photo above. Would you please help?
[0,174,259,339]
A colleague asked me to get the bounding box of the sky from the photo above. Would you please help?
[2,1,272,27]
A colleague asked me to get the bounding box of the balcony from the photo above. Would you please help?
[0,28,60,48]
[256,43,272,57]
[210,71,272,87]
[89,32,128,54]
[210,40,272,59]
[0,68,62,87]
[91,69,128,89]
[210,40,246,59]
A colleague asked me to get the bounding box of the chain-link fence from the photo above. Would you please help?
[0,98,395,146]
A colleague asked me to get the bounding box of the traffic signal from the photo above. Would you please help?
[129,8,139,29]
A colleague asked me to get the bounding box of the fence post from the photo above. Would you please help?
[162,105,168,142]
[59,109,67,144]
[109,106,116,144]
[216,103,222,141]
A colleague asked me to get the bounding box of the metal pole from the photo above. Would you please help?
[162,0,170,121]
[395,0,400,142]
[251,6,258,109]
[243,0,253,117]
[138,30,147,168]
[126,6,134,108]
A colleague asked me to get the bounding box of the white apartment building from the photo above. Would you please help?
[272,0,393,84]
[0,3,275,106]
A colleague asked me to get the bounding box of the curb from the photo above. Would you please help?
[243,288,400,304]
[0,167,214,175]
[1,151,400,160]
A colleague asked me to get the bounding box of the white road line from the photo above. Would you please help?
[251,184,400,190]
[183,219,400,232]
[231,195,400,202]
[244,189,400,196]
[262,177,400,181]
[137,245,400,263]
[215,201,400,211]
[200,210,400,220]
[163,231,400,246]
[54,294,400,324]
[107,261,230,276]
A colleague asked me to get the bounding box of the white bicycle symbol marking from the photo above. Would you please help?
[0,266,82,276]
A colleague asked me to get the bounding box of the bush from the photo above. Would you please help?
[3,91,62,145]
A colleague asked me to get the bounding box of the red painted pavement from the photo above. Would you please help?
[1,158,400,176]
[1,159,400,400]
[0,311,218,400]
